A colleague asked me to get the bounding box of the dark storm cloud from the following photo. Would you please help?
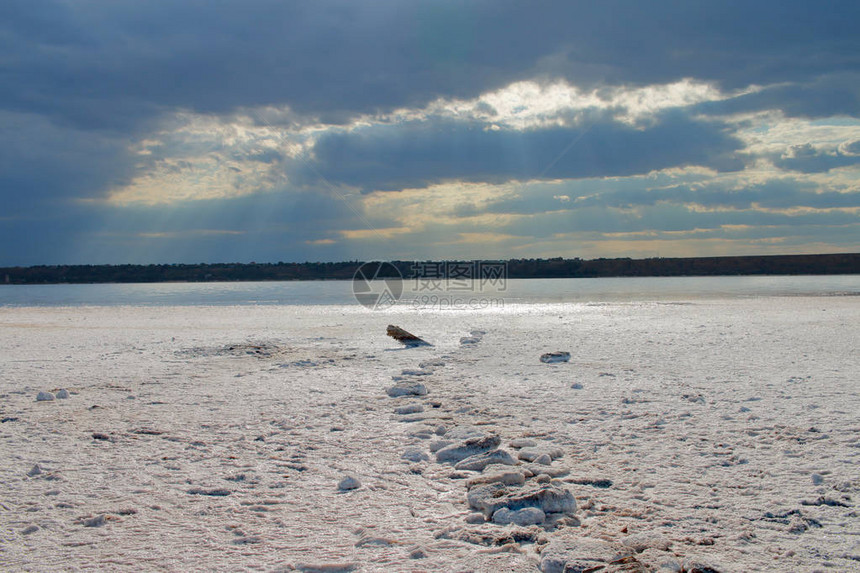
[0,184,359,265]
[308,111,745,192]
[0,111,135,214]
[2,0,858,130]
[0,203,101,265]
[693,73,860,119]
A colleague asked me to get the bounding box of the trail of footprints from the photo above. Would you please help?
[381,331,726,572]
[385,330,580,552]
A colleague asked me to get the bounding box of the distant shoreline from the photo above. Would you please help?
[2,253,859,285]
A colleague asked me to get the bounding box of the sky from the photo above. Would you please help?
[1,0,859,265]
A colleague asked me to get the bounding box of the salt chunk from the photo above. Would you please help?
[408,546,428,559]
[436,434,501,464]
[454,449,517,471]
[355,535,396,547]
[82,515,107,527]
[400,368,432,376]
[401,449,429,462]
[518,448,542,462]
[387,383,428,398]
[510,438,537,449]
[540,536,629,573]
[492,506,546,526]
[465,513,486,524]
[467,470,526,488]
[519,447,564,462]
[395,404,424,415]
[429,440,454,453]
[540,351,570,364]
[522,464,569,478]
[338,476,361,491]
[470,483,576,517]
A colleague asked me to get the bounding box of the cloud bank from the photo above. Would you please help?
[1,0,858,264]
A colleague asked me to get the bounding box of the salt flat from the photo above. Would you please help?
[1,298,858,572]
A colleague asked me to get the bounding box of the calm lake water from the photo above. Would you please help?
[0,275,857,308]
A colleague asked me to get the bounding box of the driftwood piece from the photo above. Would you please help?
[540,351,570,364]
[386,325,431,347]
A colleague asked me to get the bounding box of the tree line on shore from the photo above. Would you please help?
[1,253,858,285]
